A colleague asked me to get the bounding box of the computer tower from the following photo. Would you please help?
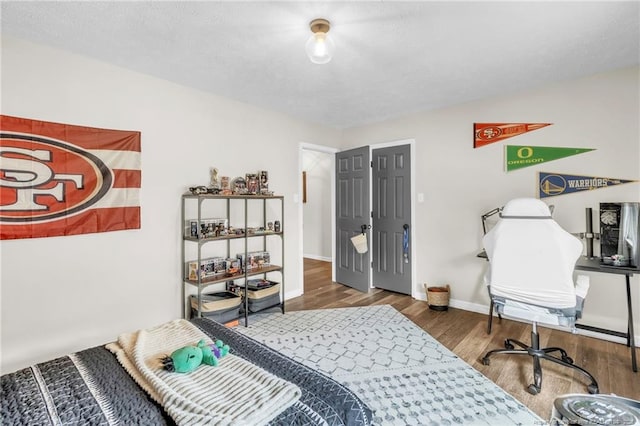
[600,202,640,268]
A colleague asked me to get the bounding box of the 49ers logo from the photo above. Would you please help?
[0,133,112,223]
[476,126,503,140]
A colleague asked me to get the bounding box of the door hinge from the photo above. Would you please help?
[370,161,373,168]
[371,261,374,268]
[370,211,373,218]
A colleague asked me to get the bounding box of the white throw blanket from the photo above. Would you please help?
[106,319,301,426]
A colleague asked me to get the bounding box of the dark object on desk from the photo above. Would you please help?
[586,207,595,258]
[571,207,600,258]
[600,202,640,269]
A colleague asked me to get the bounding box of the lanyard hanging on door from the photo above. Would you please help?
[403,224,409,263]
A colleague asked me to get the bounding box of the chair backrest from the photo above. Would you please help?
[482,198,582,309]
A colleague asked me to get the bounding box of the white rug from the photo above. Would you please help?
[237,304,543,426]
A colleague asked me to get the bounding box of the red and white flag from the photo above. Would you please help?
[474,123,552,148]
[0,115,141,239]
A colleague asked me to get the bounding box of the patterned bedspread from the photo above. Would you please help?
[1,318,372,426]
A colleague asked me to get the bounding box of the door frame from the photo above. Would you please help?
[297,139,416,299]
[369,138,417,298]
[298,142,339,292]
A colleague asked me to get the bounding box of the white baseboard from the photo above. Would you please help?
[284,288,303,301]
[415,292,490,314]
[303,254,331,262]
[449,297,491,315]
[417,292,639,348]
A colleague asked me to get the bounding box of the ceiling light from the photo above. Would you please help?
[305,18,335,65]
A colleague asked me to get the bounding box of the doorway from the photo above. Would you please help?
[297,139,416,299]
[299,143,338,292]
[334,139,416,297]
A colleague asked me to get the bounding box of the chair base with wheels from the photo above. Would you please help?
[482,322,599,395]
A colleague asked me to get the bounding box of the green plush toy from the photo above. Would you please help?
[161,339,230,373]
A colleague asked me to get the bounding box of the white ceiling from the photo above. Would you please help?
[1,1,638,129]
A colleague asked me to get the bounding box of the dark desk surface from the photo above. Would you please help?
[575,256,638,276]
[477,249,638,276]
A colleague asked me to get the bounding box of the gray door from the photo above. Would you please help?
[372,144,412,295]
[335,146,370,293]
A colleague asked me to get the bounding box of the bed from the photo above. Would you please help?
[1,317,373,425]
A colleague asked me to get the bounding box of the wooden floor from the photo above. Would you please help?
[287,258,640,421]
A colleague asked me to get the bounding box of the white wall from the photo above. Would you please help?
[302,150,333,260]
[341,66,640,338]
[0,36,341,373]
[2,36,638,373]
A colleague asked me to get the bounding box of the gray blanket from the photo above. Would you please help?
[1,318,372,426]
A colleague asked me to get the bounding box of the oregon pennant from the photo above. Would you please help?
[538,172,637,198]
[474,123,551,148]
[506,145,594,171]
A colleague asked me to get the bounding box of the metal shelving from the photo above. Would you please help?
[181,193,284,325]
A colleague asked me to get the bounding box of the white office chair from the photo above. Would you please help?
[481,198,599,395]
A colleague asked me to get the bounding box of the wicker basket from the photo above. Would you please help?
[425,284,450,311]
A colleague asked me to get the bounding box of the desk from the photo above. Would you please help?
[574,256,637,373]
[478,251,637,372]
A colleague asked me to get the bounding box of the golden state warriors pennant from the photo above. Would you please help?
[538,172,637,199]
[506,145,595,171]
[474,123,552,148]
[0,115,141,239]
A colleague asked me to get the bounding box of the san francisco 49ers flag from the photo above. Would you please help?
[0,115,141,240]
[474,123,552,148]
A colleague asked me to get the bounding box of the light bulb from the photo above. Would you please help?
[312,34,328,57]
[305,20,335,64]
